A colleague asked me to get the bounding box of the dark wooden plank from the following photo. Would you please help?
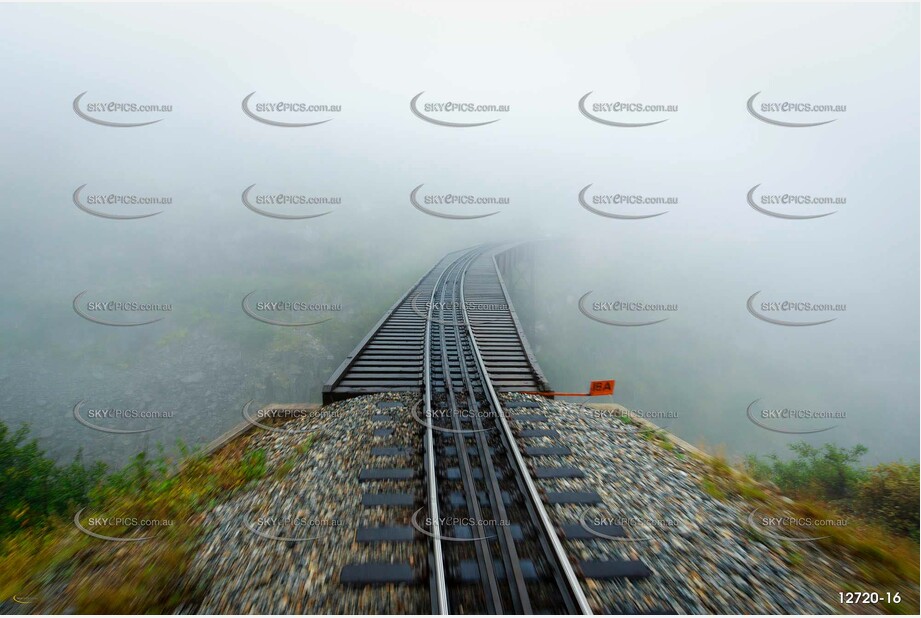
[362,492,415,507]
[561,522,626,539]
[356,526,415,543]
[545,491,602,505]
[524,446,572,457]
[340,563,415,584]
[580,560,652,579]
[358,468,414,481]
[533,466,584,478]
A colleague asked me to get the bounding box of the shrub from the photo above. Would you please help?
[857,462,920,540]
[744,441,867,501]
[0,421,106,535]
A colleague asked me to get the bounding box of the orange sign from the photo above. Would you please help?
[519,379,616,397]
[589,379,615,396]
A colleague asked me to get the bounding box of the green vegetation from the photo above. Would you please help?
[0,419,306,613]
[273,435,318,481]
[744,442,868,501]
[744,441,919,540]
[295,434,317,456]
[240,448,267,480]
[0,421,107,536]
[857,461,920,540]
[613,411,676,452]
[699,441,920,614]
[639,427,675,452]
[700,479,726,501]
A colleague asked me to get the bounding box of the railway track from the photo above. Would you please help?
[323,246,549,404]
[336,245,651,614]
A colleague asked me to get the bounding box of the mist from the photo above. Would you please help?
[0,1,917,467]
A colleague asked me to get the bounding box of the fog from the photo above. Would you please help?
[0,2,917,466]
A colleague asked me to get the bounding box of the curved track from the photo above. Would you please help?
[421,247,591,614]
[337,245,628,614]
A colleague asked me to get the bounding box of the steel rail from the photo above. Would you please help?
[451,253,532,614]
[436,250,504,612]
[460,259,594,616]
[423,252,453,615]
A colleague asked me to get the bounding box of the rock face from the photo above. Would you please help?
[179,393,851,615]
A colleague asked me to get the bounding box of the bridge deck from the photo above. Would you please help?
[322,245,550,404]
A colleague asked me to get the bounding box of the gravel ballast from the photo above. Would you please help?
[178,392,862,614]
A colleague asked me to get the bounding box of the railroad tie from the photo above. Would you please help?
[560,522,626,539]
[524,445,572,457]
[579,559,653,580]
[340,563,416,585]
[518,428,559,438]
[545,490,603,505]
[358,468,415,481]
[533,466,585,479]
[361,492,416,507]
[355,525,415,543]
[330,247,593,612]
[513,413,549,422]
